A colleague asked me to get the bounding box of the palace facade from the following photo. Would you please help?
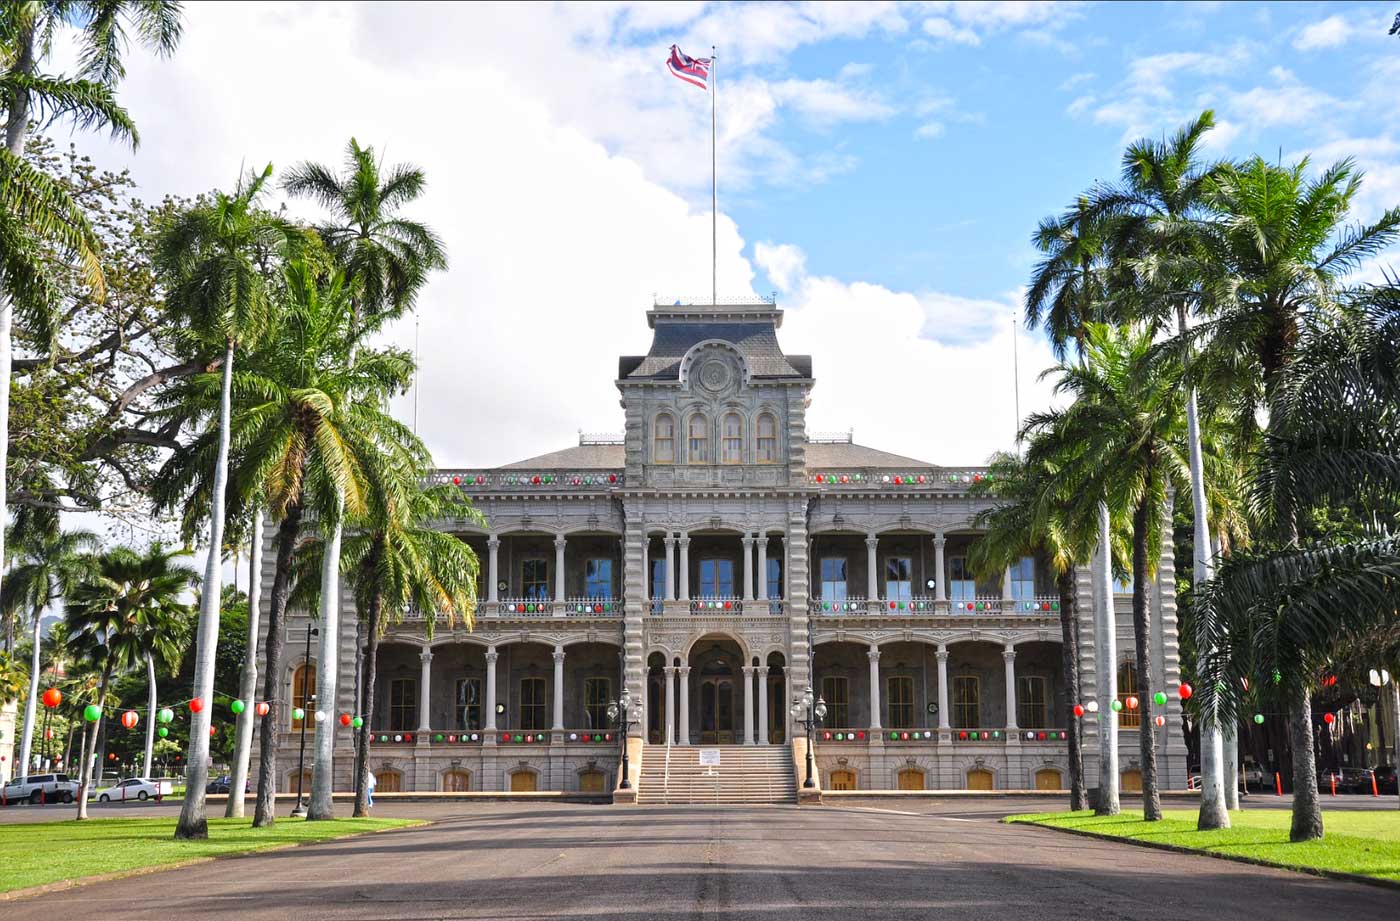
[256,298,1188,799]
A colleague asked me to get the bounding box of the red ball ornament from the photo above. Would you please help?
[41,687,62,708]
[1073,704,1085,718]
[255,701,270,717]
[1125,695,1139,711]
[209,725,217,736]
[1323,712,1336,725]
[1177,683,1193,700]
[339,713,352,727]
[121,710,139,730]
[608,474,617,483]
[917,475,926,484]
[1154,715,1166,727]
[189,697,204,713]
[452,475,461,485]
[531,475,541,485]
[815,474,824,483]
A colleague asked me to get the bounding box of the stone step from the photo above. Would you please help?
[637,743,796,805]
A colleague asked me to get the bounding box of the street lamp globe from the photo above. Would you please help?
[815,698,828,720]
[607,701,619,722]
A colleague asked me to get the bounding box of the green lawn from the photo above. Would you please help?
[0,815,421,894]
[1006,809,1400,883]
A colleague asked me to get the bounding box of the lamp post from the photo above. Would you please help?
[606,686,639,790]
[790,686,827,789]
[290,626,318,818]
[1368,668,1398,809]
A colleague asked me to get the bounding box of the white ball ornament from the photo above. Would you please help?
[1086,700,1100,713]
[314,709,327,723]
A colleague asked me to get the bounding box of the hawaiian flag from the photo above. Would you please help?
[667,44,712,90]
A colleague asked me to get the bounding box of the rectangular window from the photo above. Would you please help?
[584,558,612,598]
[520,676,547,731]
[721,414,743,464]
[389,678,417,731]
[1011,556,1037,600]
[522,558,549,599]
[949,556,976,602]
[654,416,675,464]
[884,556,913,602]
[820,557,848,601]
[651,557,666,602]
[821,676,850,728]
[584,677,611,729]
[1017,675,1048,728]
[698,558,734,597]
[953,675,980,728]
[887,675,915,728]
[688,416,708,464]
[766,556,783,600]
[1118,662,1141,729]
[455,677,482,730]
[756,415,778,463]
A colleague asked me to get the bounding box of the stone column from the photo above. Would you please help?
[663,665,676,745]
[487,536,500,604]
[868,647,882,730]
[641,536,649,603]
[933,534,946,602]
[552,645,565,731]
[758,666,770,744]
[664,535,677,601]
[1004,644,1019,730]
[742,665,756,744]
[484,648,498,732]
[554,535,567,603]
[936,645,951,730]
[678,536,691,601]
[742,535,755,601]
[418,649,433,732]
[677,666,691,745]
[865,534,879,601]
[756,537,769,601]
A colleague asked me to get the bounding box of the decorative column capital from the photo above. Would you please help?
[678,665,691,678]
[741,665,755,678]
[933,535,946,549]
[485,649,499,664]
[1003,646,1017,661]
[554,534,568,549]
[757,665,770,678]
[552,646,566,663]
[420,649,434,663]
[865,534,879,549]
[663,664,676,676]
[487,535,500,548]
[936,645,949,661]
[678,536,691,549]
[663,535,676,548]
[867,647,881,662]
[756,535,769,548]
[742,535,755,547]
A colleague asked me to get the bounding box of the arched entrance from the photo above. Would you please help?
[897,768,926,791]
[687,634,746,745]
[766,652,787,743]
[443,770,471,792]
[966,768,994,790]
[647,652,666,744]
[1035,768,1062,791]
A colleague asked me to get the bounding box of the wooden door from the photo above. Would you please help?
[443,770,471,792]
[287,769,312,794]
[510,771,537,792]
[1035,768,1062,791]
[700,679,735,744]
[829,769,857,791]
[377,771,402,793]
[578,770,606,793]
[966,768,994,791]
[1121,769,1142,793]
[897,769,925,791]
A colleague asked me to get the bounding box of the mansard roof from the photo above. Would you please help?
[500,443,624,469]
[620,299,811,381]
[494,440,936,471]
[804,441,936,469]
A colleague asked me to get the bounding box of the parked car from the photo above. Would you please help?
[1,773,80,805]
[90,777,172,802]
[205,774,249,795]
[1241,760,1267,790]
[1338,767,1376,794]
[1373,765,1397,795]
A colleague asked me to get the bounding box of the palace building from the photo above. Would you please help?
[256,297,1188,801]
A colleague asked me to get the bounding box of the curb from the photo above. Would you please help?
[1009,818,1400,894]
[0,819,428,903]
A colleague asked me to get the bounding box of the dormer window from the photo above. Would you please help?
[654,413,675,464]
[688,414,709,463]
[756,413,778,463]
[721,412,743,464]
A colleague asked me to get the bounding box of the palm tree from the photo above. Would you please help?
[282,141,446,821]
[225,508,263,818]
[1025,197,1130,815]
[132,556,193,777]
[64,544,195,818]
[1192,157,1400,840]
[1028,324,1189,821]
[0,1,180,634]
[1,513,98,777]
[155,167,306,840]
[970,450,1096,810]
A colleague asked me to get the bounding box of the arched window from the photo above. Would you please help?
[688,414,708,463]
[1117,661,1141,729]
[720,412,743,463]
[654,414,675,464]
[756,413,778,463]
[291,663,316,730]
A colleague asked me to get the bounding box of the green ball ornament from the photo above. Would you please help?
[1153,691,1167,706]
[1110,699,1123,712]
[158,707,174,724]
[292,707,305,721]
[1253,713,1265,724]
[83,704,102,722]
[230,699,245,714]
[158,726,169,738]
[351,716,363,729]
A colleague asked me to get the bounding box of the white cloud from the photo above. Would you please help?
[1293,14,1354,50]
[767,78,896,126]
[914,121,946,139]
[754,242,807,293]
[1228,67,1343,128]
[919,1,1085,51]
[922,16,981,46]
[1058,71,1096,91]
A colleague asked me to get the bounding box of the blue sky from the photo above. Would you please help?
[66,1,1400,481]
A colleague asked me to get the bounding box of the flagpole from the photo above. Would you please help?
[711,46,717,307]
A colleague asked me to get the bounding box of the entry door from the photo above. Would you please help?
[699,679,735,744]
[767,674,786,743]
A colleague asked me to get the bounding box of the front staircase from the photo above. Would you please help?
[636,744,797,805]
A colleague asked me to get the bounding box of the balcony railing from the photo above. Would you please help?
[493,597,623,617]
[428,470,624,491]
[689,596,743,614]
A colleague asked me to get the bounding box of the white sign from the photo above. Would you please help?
[698,748,722,766]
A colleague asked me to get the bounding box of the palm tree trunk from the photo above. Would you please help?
[1095,501,1120,815]
[353,589,383,818]
[17,605,42,777]
[1056,568,1087,811]
[1286,682,1323,841]
[307,511,344,821]
[143,652,156,776]
[176,341,235,840]
[227,510,264,818]
[1131,490,1162,820]
[76,660,113,820]
[253,500,304,827]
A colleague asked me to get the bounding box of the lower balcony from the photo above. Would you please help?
[814,727,1069,743]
